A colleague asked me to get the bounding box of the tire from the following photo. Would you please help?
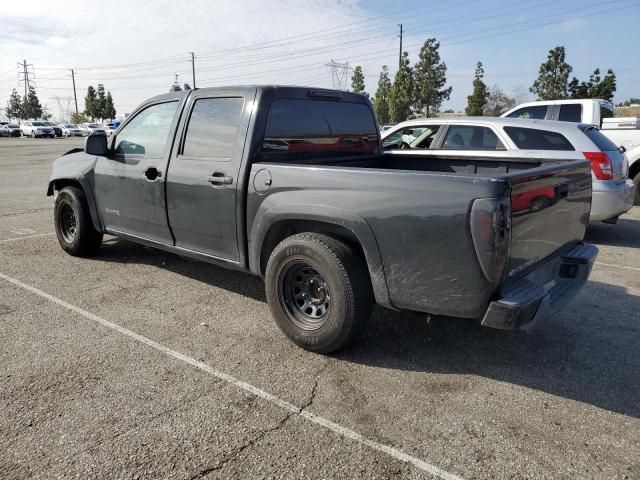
[54,186,103,256]
[31,131,36,138]
[529,196,550,212]
[633,172,640,206]
[265,233,373,353]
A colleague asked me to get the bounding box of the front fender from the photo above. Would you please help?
[248,200,393,309]
[47,152,103,232]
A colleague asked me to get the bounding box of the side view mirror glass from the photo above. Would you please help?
[85,134,108,156]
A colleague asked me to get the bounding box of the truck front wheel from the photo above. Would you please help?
[265,233,373,353]
[54,186,103,256]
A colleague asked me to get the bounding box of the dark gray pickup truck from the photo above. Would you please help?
[48,86,597,352]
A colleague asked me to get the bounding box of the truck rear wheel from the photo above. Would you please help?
[54,186,103,256]
[265,233,372,353]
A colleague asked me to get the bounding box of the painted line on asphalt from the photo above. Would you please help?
[595,261,640,273]
[0,232,55,243]
[0,271,463,480]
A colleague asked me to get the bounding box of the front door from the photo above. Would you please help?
[165,92,252,261]
[94,100,181,244]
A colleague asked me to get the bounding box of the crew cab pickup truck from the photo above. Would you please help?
[48,86,598,353]
[502,99,640,205]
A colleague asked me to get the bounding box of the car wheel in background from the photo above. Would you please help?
[265,233,373,353]
[54,186,103,256]
[633,173,640,206]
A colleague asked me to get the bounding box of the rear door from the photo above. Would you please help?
[165,89,255,261]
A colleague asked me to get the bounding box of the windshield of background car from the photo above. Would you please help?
[32,122,45,126]
[8,124,18,128]
[259,99,379,162]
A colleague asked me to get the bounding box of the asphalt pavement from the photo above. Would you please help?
[0,137,638,479]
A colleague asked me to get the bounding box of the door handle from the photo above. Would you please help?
[144,167,162,181]
[208,172,233,186]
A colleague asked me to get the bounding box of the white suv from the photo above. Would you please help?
[20,121,55,138]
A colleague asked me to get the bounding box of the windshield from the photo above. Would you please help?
[32,122,45,126]
[8,124,18,128]
[66,124,77,128]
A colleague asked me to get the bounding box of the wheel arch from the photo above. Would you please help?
[48,178,103,233]
[250,208,393,309]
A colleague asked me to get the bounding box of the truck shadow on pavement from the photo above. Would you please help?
[95,238,639,419]
[585,217,640,247]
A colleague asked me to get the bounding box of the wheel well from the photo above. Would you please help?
[48,179,83,196]
[629,160,640,180]
[260,220,367,276]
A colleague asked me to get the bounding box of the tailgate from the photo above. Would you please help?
[506,159,592,282]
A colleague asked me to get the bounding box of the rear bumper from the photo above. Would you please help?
[481,243,598,330]
[589,179,634,222]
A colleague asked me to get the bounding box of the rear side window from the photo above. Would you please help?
[582,126,618,151]
[182,97,244,159]
[441,126,505,150]
[261,99,378,161]
[506,105,547,120]
[558,104,582,122]
[504,126,575,151]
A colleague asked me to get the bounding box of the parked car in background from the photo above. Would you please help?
[0,123,21,137]
[502,99,640,205]
[381,117,634,223]
[103,122,118,136]
[79,123,107,136]
[60,124,84,137]
[20,121,55,138]
[44,122,63,137]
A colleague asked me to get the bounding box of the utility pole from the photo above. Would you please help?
[189,52,196,89]
[70,69,78,115]
[398,24,403,69]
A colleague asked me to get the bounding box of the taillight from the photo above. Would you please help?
[583,151,613,180]
[470,198,511,284]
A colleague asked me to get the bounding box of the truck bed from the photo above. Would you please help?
[248,153,592,319]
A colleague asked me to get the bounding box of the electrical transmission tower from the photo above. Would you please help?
[17,59,35,97]
[325,59,353,91]
[51,96,73,122]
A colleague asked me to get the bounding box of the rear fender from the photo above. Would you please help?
[249,202,393,309]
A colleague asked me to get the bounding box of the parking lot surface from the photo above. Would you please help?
[1,137,639,479]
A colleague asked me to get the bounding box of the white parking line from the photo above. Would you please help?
[0,232,55,243]
[0,271,463,480]
[595,262,640,273]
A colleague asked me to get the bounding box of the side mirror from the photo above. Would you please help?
[85,134,108,156]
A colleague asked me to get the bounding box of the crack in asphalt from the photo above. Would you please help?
[188,359,331,479]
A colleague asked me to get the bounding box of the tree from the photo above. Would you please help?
[170,83,182,92]
[351,65,368,98]
[96,84,107,120]
[512,85,530,105]
[183,83,192,90]
[6,89,23,121]
[530,46,572,100]
[71,112,85,124]
[484,85,516,116]
[22,86,43,120]
[569,68,617,102]
[465,62,488,116]
[84,86,98,121]
[41,108,52,121]
[389,51,414,123]
[104,92,116,120]
[413,38,452,117]
[372,66,392,124]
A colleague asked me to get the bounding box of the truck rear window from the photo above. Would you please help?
[260,99,378,161]
[504,126,575,151]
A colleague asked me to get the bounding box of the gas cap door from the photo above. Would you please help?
[253,168,272,195]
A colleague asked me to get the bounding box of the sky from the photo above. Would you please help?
[1,0,639,121]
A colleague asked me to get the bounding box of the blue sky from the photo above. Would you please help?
[0,0,639,119]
